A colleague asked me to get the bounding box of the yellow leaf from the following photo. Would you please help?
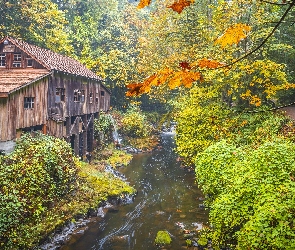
[197,58,225,69]
[168,72,183,89]
[215,23,251,48]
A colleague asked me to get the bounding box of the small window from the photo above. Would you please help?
[81,90,85,102]
[24,97,34,109]
[56,88,65,102]
[89,93,93,103]
[0,54,5,67]
[27,58,33,67]
[96,93,99,104]
[74,90,79,102]
[74,89,84,102]
[101,91,105,97]
[13,53,21,68]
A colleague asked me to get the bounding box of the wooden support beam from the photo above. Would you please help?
[42,124,47,135]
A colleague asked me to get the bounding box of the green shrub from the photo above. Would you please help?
[94,112,114,144]
[195,140,295,249]
[0,133,79,248]
[120,105,151,138]
[174,85,292,165]
[0,133,136,249]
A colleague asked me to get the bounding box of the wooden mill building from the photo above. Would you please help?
[0,37,110,156]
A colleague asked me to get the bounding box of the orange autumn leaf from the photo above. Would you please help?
[168,0,195,14]
[181,71,202,88]
[168,71,202,89]
[126,83,144,97]
[126,74,159,96]
[141,74,158,92]
[155,68,174,86]
[137,0,151,9]
[126,65,202,96]
[215,23,251,48]
[179,61,191,70]
[197,58,225,69]
[168,72,183,89]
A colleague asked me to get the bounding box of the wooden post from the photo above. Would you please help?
[65,117,71,143]
[82,115,87,158]
[42,124,47,135]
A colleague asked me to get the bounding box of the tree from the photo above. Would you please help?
[128,0,295,109]
[0,0,72,54]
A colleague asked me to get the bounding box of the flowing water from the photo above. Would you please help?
[60,133,209,250]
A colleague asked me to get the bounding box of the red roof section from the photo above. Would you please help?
[4,37,102,81]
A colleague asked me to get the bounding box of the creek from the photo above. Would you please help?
[60,132,209,250]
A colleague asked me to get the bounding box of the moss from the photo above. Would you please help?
[125,135,159,151]
[93,144,133,167]
[155,230,172,246]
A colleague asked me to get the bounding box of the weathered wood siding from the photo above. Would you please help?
[46,120,66,138]
[12,79,48,129]
[0,98,10,141]
[48,72,110,119]
[0,78,48,141]
[45,72,109,157]
[0,43,44,70]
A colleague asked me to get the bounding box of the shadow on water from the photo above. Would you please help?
[61,133,209,250]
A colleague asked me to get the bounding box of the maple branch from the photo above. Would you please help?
[259,0,293,6]
[218,0,295,69]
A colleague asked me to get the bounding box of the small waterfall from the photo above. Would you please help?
[109,115,122,145]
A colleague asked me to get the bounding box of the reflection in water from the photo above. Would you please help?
[61,133,208,250]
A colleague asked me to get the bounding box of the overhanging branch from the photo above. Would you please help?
[216,0,295,69]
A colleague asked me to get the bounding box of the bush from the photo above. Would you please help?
[174,85,292,165]
[94,112,114,145]
[0,133,79,248]
[119,105,151,138]
[0,133,136,249]
[195,140,295,249]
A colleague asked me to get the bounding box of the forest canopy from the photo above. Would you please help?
[1,0,294,109]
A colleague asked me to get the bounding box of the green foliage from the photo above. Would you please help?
[174,86,292,165]
[195,140,295,249]
[0,133,78,248]
[197,235,208,246]
[175,87,232,164]
[185,238,192,247]
[154,230,172,245]
[0,133,135,249]
[228,111,290,146]
[0,0,73,54]
[120,105,152,138]
[93,145,133,168]
[78,163,135,200]
[94,112,114,145]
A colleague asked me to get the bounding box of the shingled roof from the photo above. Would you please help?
[0,69,51,95]
[1,37,102,81]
